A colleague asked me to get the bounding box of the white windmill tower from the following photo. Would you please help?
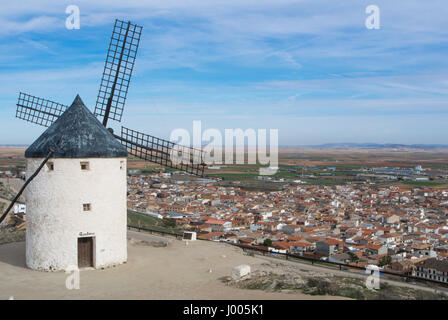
[25,95,128,271]
[0,20,206,270]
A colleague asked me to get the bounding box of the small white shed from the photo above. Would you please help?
[183,231,197,241]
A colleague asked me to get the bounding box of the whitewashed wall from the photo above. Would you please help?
[25,157,127,271]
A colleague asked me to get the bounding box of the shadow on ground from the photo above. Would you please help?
[0,241,27,269]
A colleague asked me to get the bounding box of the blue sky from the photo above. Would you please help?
[0,0,447,145]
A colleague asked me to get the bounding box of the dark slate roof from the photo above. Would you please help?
[415,258,448,272]
[25,95,128,158]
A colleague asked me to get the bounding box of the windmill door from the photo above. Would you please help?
[78,237,94,268]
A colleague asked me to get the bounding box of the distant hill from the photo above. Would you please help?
[3,143,448,150]
[283,143,448,150]
[0,145,28,147]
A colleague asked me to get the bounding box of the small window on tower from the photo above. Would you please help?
[120,161,125,170]
[83,203,91,211]
[47,162,54,171]
[80,162,90,170]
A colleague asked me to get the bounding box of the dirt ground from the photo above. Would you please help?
[0,236,347,300]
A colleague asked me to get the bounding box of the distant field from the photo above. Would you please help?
[399,181,448,188]
[0,147,26,170]
[4,146,448,169]
[0,147,26,158]
[3,146,448,188]
[279,148,448,170]
[217,180,287,192]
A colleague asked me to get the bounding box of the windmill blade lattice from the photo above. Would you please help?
[94,20,143,126]
[117,126,206,176]
[13,19,207,177]
[16,92,67,127]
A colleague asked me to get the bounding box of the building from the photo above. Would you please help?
[282,224,301,234]
[289,241,315,255]
[328,252,351,264]
[365,244,388,256]
[316,239,343,256]
[414,258,448,283]
[378,233,401,245]
[203,218,232,231]
[412,244,437,258]
[25,96,128,271]
[388,259,416,275]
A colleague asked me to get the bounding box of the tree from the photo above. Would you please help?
[347,251,359,262]
[263,239,272,247]
[378,255,392,267]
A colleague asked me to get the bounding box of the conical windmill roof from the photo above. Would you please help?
[25,95,128,158]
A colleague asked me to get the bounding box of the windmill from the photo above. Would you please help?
[15,19,206,176]
[0,19,207,270]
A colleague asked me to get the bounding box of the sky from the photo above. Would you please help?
[0,0,447,146]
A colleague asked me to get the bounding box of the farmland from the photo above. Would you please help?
[3,146,448,190]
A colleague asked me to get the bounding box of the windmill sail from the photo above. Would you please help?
[16,92,67,127]
[94,20,143,126]
[1,146,57,224]
[116,126,206,176]
[14,20,206,177]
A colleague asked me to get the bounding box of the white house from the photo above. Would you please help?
[378,233,401,245]
[414,258,448,283]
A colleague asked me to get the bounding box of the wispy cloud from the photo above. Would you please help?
[1,0,447,144]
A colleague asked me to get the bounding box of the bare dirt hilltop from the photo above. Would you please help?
[0,233,346,300]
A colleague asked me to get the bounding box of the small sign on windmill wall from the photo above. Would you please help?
[79,232,95,237]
